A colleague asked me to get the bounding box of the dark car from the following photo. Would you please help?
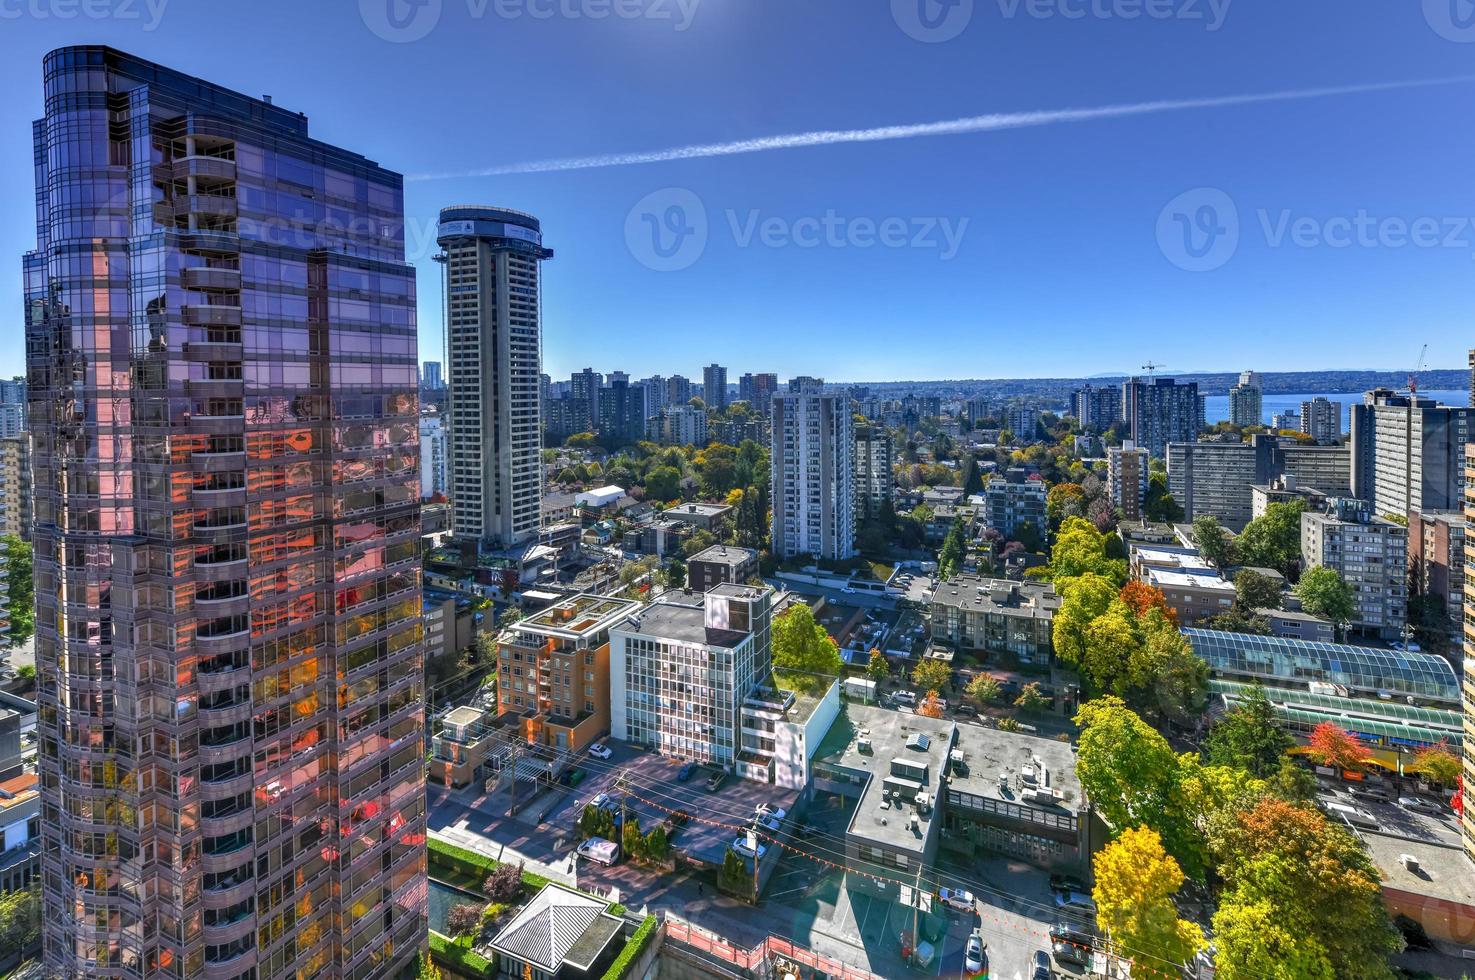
[677,762,697,782]
[954,703,979,717]
[1032,949,1051,980]
[1050,873,1088,895]
[1050,924,1093,966]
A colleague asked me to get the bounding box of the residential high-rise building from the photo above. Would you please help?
[1408,508,1465,642]
[771,379,856,560]
[24,46,426,978]
[981,467,1047,538]
[965,394,995,428]
[739,372,778,415]
[1300,396,1343,445]
[1107,440,1149,521]
[1348,388,1473,518]
[0,377,25,439]
[440,207,552,549]
[1270,410,1300,431]
[421,359,443,390]
[667,374,692,406]
[647,405,709,446]
[1460,443,1475,862]
[0,436,30,542]
[1071,384,1122,433]
[1167,434,1351,530]
[1004,405,1040,442]
[703,363,729,410]
[854,424,893,521]
[609,585,773,766]
[1301,498,1407,638]
[598,374,647,445]
[419,412,449,500]
[639,375,670,414]
[1122,376,1201,458]
[570,367,602,433]
[1228,370,1262,428]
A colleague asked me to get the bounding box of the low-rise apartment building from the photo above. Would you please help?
[738,673,841,788]
[929,575,1059,666]
[1129,546,1236,624]
[981,468,1046,539]
[496,593,642,752]
[688,544,760,592]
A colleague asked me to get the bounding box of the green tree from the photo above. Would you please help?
[1233,569,1282,612]
[1093,828,1206,980]
[2,535,33,650]
[1407,741,1461,787]
[866,648,889,684]
[1294,567,1355,627]
[1144,469,1184,523]
[937,517,967,580]
[1014,682,1048,712]
[1234,500,1306,577]
[663,557,687,590]
[1051,517,1125,584]
[622,816,645,861]
[1212,798,1400,978]
[1191,515,1234,570]
[644,825,670,863]
[911,658,952,696]
[718,848,750,897]
[1052,573,1119,671]
[0,884,39,962]
[644,466,682,502]
[771,605,842,677]
[966,673,1001,705]
[1074,697,1208,878]
[415,952,446,980]
[1204,686,1291,778]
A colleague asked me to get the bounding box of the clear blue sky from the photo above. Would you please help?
[2,0,1472,382]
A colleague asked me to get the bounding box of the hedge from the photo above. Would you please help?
[428,931,496,977]
[429,837,550,893]
[600,915,658,980]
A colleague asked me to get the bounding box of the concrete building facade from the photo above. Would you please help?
[771,380,856,560]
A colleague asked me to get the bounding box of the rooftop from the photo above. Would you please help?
[1362,835,1475,908]
[663,502,732,520]
[689,544,758,567]
[618,595,750,649]
[949,723,1084,810]
[443,706,484,729]
[1145,567,1236,592]
[815,703,954,856]
[931,575,1060,618]
[488,883,623,974]
[512,593,642,640]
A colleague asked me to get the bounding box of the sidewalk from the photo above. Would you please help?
[430,824,575,887]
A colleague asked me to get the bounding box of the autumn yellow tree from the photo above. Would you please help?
[1093,827,1206,980]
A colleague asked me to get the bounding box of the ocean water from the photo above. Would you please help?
[1200,389,1469,428]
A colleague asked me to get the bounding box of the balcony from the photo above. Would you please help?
[172,155,237,182]
[199,701,253,728]
[176,229,240,254]
[182,266,242,291]
[182,339,244,361]
[181,305,242,327]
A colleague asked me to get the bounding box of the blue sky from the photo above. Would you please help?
[1,0,1472,382]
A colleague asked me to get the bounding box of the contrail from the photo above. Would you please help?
[408,76,1475,181]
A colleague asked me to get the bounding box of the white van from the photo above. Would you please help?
[1323,801,1378,830]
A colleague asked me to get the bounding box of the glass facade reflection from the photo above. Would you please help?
[24,46,425,979]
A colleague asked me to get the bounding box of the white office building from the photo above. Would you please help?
[419,413,448,500]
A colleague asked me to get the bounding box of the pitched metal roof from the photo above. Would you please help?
[489,883,620,972]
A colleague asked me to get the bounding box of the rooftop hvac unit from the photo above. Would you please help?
[1401,854,1420,873]
[857,737,873,754]
[909,813,920,832]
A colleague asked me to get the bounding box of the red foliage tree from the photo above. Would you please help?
[1306,722,1371,771]
[1119,581,1178,626]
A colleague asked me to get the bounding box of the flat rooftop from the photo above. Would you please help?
[513,593,641,638]
[949,723,1083,810]
[816,703,954,856]
[931,576,1059,618]
[1145,567,1235,592]
[620,598,748,648]
[689,545,758,567]
[664,502,731,520]
[443,706,484,728]
[1363,835,1475,907]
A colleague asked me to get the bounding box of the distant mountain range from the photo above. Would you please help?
[841,369,1469,404]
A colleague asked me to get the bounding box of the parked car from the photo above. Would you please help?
[590,793,612,810]
[588,743,612,760]
[1032,949,1052,980]
[1398,795,1446,816]
[892,690,917,706]
[730,836,767,860]
[752,813,781,833]
[1051,924,1093,966]
[756,804,787,821]
[677,762,697,782]
[954,703,978,717]
[1348,782,1391,802]
[939,887,975,913]
[1322,800,1379,830]
[1054,891,1096,914]
[1050,873,1088,895]
[964,932,986,974]
[705,770,726,792]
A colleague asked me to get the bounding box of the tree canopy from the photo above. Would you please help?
[1234,500,1306,577]
[771,604,842,677]
[1093,828,1206,980]
[1204,686,1291,778]
[1294,567,1355,626]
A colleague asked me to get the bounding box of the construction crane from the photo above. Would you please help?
[1408,343,1429,397]
[1141,361,1167,380]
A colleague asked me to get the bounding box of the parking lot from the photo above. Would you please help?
[1317,779,1458,846]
